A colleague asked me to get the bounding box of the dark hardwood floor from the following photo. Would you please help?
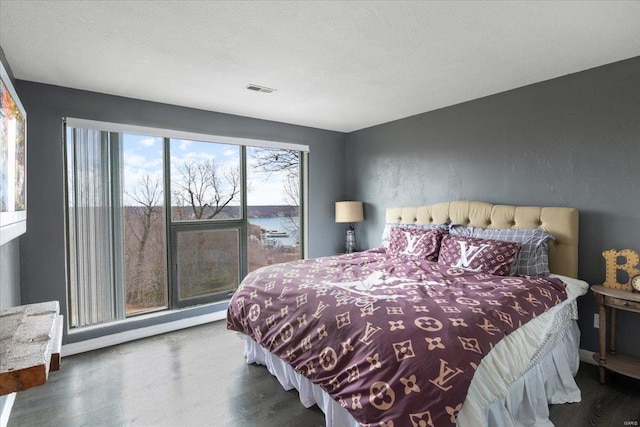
[8,320,639,427]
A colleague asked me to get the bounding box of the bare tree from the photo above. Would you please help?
[124,174,164,309]
[249,148,299,176]
[126,174,162,259]
[282,173,300,235]
[171,159,241,296]
[173,159,240,219]
[250,148,301,237]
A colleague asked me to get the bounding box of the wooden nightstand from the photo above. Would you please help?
[591,285,640,383]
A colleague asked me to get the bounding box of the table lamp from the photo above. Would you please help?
[335,201,364,253]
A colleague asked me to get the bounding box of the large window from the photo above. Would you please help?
[246,147,302,272]
[65,119,307,329]
[121,133,167,315]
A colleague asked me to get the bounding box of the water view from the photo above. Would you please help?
[249,216,299,248]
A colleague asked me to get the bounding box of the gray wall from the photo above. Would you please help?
[346,56,640,356]
[15,80,347,343]
[0,239,20,309]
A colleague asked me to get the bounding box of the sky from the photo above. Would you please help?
[121,133,295,207]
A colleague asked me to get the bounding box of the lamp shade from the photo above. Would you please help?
[335,201,364,223]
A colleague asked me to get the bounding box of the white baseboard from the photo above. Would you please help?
[579,348,597,365]
[0,393,16,427]
[62,310,227,356]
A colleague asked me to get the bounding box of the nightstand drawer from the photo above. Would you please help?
[607,296,640,312]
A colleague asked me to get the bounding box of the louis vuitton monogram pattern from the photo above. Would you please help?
[438,234,521,276]
[388,227,443,261]
[227,249,567,426]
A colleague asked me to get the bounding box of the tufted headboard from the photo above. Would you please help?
[386,201,579,278]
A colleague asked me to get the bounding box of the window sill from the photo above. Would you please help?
[63,301,229,356]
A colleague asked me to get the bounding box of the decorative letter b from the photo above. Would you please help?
[602,249,640,291]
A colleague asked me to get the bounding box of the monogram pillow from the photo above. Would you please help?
[381,222,450,248]
[387,227,444,261]
[449,225,555,276]
[438,234,521,276]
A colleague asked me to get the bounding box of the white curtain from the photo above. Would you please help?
[67,127,117,327]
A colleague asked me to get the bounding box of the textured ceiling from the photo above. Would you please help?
[1,1,640,132]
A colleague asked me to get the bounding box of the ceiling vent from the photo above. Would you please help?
[245,84,277,94]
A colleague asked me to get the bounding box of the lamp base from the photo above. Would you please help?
[345,224,357,253]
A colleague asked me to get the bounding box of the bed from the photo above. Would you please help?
[227,201,588,426]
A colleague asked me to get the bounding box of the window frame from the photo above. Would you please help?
[64,118,309,329]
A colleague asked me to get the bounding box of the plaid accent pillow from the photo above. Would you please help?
[387,227,443,261]
[438,234,521,276]
[449,225,555,276]
[381,222,450,248]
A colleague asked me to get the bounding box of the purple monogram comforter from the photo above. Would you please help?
[226,249,567,426]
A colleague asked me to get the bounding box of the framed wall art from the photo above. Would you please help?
[1,60,27,246]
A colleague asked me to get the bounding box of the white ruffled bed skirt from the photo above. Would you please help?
[242,320,581,427]
[476,321,581,427]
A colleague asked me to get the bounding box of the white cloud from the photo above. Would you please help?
[123,151,147,168]
[248,182,278,204]
[139,137,157,147]
[143,158,163,169]
[171,151,218,163]
[123,150,163,170]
